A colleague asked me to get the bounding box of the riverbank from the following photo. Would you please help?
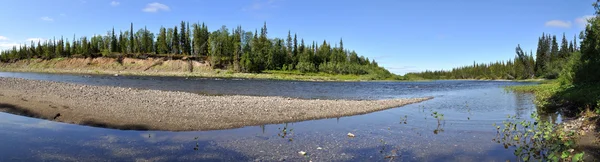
[0,58,401,81]
[0,77,431,131]
[507,82,600,160]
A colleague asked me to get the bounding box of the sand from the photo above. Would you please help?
[0,77,431,131]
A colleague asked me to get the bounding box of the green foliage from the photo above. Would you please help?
[575,15,600,84]
[493,113,585,162]
[0,21,398,79]
[408,32,578,80]
[296,62,317,73]
[507,83,562,112]
[558,52,582,85]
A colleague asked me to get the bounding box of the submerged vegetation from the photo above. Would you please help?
[0,22,397,80]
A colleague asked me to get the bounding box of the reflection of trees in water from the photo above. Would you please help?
[513,92,528,119]
[513,91,559,124]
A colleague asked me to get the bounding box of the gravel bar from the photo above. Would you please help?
[0,77,432,131]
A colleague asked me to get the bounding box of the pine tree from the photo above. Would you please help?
[157,27,168,54]
[110,27,117,53]
[129,23,134,53]
[172,26,180,54]
[180,21,189,55]
[569,41,574,53]
[186,22,191,55]
[534,35,546,76]
[559,33,569,59]
[286,31,293,66]
[550,35,559,62]
[292,33,298,68]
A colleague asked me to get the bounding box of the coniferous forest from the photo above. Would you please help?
[0,22,395,79]
[406,33,581,80]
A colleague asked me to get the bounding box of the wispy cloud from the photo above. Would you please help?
[142,2,170,13]
[575,15,595,27]
[40,16,54,22]
[110,1,120,6]
[59,13,67,17]
[0,38,47,50]
[0,43,21,50]
[26,38,45,43]
[242,0,281,11]
[544,20,571,28]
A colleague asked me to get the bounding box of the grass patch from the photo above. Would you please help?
[507,81,600,115]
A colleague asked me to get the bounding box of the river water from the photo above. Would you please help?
[0,72,547,161]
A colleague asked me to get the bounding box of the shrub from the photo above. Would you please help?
[296,62,317,73]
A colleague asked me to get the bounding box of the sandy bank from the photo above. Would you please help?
[0,77,431,131]
[0,58,398,81]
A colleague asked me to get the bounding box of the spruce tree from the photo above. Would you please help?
[559,33,569,59]
[550,35,559,62]
[172,26,180,54]
[180,21,189,55]
[534,35,545,76]
[157,27,168,54]
[129,23,134,53]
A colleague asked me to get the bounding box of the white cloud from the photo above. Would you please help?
[40,16,54,22]
[544,20,571,28]
[0,38,48,50]
[110,1,120,6]
[0,43,21,50]
[575,15,595,27]
[26,38,45,43]
[142,2,170,13]
[242,0,280,11]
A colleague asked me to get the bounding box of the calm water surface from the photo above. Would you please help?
[0,72,546,161]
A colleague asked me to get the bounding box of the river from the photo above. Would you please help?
[0,72,548,161]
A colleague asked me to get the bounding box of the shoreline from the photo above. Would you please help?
[0,68,542,83]
[0,58,402,82]
[0,67,386,82]
[0,77,432,131]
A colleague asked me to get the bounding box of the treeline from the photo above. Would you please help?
[406,33,580,80]
[0,21,394,79]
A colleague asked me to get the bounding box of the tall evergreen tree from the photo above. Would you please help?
[129,23,134,53]
[110,27,117,53]
[156,27,168,54]
[172,26,180,54]
[559,33,569,59]
[550,35,559,62]
[292,33,298,67]
[180,21,190,55]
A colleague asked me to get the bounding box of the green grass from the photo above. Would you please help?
[0,66,404,82]
[507,80,600,114]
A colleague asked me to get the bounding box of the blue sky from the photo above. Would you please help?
[0,0,595,74]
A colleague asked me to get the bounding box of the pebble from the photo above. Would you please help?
[0,77,431,131]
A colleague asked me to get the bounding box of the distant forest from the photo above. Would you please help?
[406,33,581,80]
[0,22,395,79]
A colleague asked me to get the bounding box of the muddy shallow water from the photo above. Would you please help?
[0,72,546,161]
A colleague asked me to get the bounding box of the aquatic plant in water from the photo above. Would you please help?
[493,113,584,162]
[430,111,445,134]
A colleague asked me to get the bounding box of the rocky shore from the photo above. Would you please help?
[0,77,431,131]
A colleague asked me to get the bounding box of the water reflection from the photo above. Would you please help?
[0,72,545,161]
